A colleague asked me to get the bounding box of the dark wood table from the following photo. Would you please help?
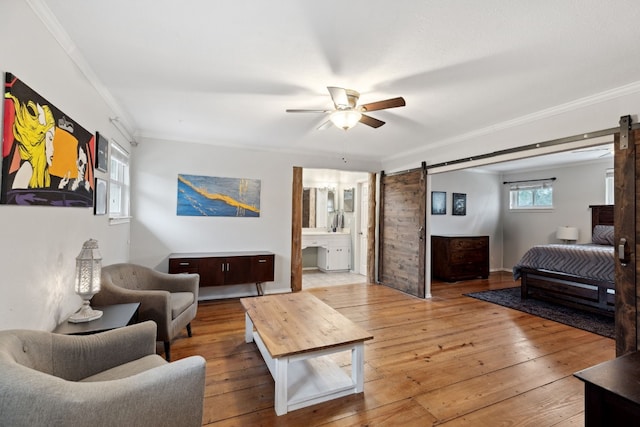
[574,351,640,426]
[53,303,140,335]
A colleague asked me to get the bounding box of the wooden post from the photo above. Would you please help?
[290,167,303,292]
[367,172,376,284]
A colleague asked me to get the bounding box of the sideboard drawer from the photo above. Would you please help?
[168,258,200,274]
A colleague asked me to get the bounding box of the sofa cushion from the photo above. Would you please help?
[171,292,194,319]
[80,354,166,382]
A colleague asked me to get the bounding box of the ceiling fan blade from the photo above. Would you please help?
[317,120,333,130]
[286,109,331,113]
[360,97,406,112]
[327,86,349,108]
[360,114,385,128]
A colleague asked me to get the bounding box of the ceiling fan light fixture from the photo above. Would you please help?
[330,109,362,130]
[286,86,404,130]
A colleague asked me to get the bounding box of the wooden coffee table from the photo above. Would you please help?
[240,293,373,415]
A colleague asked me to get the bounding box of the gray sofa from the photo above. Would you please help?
[92,263,199,361]
[0,321,205,427]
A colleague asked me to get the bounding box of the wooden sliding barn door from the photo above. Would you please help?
[615,116,639,356]
[378,164,427,298]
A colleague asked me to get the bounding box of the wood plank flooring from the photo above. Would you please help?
[171,271,615,426]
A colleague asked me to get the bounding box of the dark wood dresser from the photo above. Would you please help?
[168,251,274,295]
[431,235,489,281]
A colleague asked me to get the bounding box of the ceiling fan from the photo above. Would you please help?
[286,86,406,130]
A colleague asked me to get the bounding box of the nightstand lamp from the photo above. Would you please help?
[68,239,103,323]
[556,226,579,244]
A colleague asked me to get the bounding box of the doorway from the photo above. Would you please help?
[300,168,370,289]
[423,143,614,298]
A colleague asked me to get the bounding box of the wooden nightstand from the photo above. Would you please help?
[574,351,640,425]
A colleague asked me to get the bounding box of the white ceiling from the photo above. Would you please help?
[35,0,640,169]
[474,143,613,173]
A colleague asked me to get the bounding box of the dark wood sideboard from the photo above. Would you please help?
[169,251,274,295]
[431,235,489,282]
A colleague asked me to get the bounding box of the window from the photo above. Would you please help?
[509,180,554,210]
[109,141,130,221]
[605,168,614,205]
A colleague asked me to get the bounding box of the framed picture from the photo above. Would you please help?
[94,178,107,215]
[343,188,354,212]
[177,174,261,217]
[431,191,446,215]
[2,72,94,207]
[452,192,467,216]
[95,132,109,172]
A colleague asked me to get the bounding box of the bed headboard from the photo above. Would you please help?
[589,204,614,227]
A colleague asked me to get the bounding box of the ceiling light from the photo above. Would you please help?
[330,110,362,131]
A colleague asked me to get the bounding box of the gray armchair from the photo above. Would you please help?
[0,321,206,427]
[92,263,199,361]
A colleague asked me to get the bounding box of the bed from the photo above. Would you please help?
[513,205,615,317]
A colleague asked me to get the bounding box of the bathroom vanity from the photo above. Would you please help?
[302,230,351,272]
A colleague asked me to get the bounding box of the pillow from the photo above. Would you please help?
[592,225,614,245]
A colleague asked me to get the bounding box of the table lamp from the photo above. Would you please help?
[556,226,579,244]
[68,239,103,323]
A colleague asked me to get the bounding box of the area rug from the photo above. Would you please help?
[464,287,614,339]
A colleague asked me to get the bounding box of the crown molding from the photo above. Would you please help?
[26,0,137,140]
[386,80,640,162]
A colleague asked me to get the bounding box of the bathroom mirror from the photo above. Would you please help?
[302,187,334,228]
[302,188,315,228]
[343,188,354,212]
[327,189,335,213]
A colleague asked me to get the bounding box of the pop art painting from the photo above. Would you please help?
[1,73,94,207]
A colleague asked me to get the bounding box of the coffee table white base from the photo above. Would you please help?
[245,312,365,415]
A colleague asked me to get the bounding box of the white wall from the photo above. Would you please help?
[429,170,503,270]
[0,2,131,331]
[129,138,378,298]
[502,159,612,268]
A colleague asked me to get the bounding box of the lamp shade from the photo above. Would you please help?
[556,226,579,241]
[330,109,362,130]
[75,238,102,296]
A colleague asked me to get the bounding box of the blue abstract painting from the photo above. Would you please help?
[177,174,261,217]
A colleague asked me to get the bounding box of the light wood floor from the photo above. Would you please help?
[171,271,615,426]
